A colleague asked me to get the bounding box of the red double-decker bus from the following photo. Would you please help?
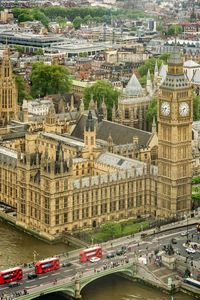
[0,267,23,284]
[35,257,60,274]
[80,246,102,262]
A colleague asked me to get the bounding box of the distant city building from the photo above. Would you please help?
[22,99,53,116]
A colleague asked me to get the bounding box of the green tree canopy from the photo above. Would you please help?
[12,8,49,27]
[138,57,162,77]
[146,97,157,128]
[15,75,27,104]
[56,16,67,27]
[167,24,183,36]
[101,222,121,239]
[30,62,71,98]
[14,45,25,55]
[73,16,83,29]
[83,80,120,120]
[193,94,200,121]
[137,54,170,78]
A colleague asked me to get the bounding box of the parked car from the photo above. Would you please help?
[116,249,124,256]
[186,248,196,254]
[27,273,38,280]
[121,246,127,253]
[9,282,21,288]
[90,257,101,263]
[62,262,72,267]
[181,231,188,237]
[106,252,115,259]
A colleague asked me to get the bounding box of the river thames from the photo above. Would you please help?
[0,221,195,300]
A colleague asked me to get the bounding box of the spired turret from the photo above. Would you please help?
[0,46,18,125]
[84,111,96,153]
[42,142,69,175]
[86,110,95,132]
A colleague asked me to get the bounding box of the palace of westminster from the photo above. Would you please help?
[0,47,194,240]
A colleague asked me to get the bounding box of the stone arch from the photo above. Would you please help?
[26,286,75,300]
[150,145,158,165]
[80,266,133,294]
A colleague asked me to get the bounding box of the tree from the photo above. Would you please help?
[30,62,71,97]
[73,16,82,29]
[83,80,120,120]
[167,24,183,36]
[34,48,44,56]
[137,57,162,77]
[15,75,27,104]
[101,222,121,239]
[79,52,88,57]
[14,45,25,55]
[56,16,67,28]
[32,9,49,27]
[193,95,200,121]
[146,97,157,128]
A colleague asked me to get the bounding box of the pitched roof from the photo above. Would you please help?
[124,73,143,96]
[71,115,152,147]
[184,60,200,68]
[192,69,200,83]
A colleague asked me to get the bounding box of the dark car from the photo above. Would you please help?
[121,246,127,253]
[8,282,21,288]
[27,273,38,280]
[171,238,177,244]
[106,252,115,259]
[62,262,72,267]
[116,249,123,256]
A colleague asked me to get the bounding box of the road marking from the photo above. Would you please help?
[0,287,7,291]
[51,273,58,276]
[64,270,70,273]
[39,276,48,279]
[25,279,36,283]
[26,285,37,289]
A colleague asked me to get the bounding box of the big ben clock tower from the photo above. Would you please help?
[157,48,193,218]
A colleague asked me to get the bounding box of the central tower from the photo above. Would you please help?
[0,47,18,125]
[157,48,193,218]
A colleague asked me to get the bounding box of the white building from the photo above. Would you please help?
[22,99,53,116]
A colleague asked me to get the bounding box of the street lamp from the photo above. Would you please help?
[33,250,39,262]
[184,214,189,244]
[168,277,175,300]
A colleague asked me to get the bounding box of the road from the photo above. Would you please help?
[0,224,199,298]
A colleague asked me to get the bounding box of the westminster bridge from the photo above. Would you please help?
[17,261,136,300]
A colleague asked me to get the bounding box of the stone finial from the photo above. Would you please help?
[152,116,157,134]
[79,98,85,114]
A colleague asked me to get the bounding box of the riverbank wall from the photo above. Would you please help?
[119,263,200,299]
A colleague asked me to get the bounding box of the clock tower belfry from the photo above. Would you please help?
[157,48,193,218]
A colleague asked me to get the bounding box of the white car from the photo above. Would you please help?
[186,248,196,254]
[181,231,188,237]
[90,256,101,263]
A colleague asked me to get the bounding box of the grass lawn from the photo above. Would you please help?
[92,220,149,243]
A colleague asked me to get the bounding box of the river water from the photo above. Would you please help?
[0,220,70,269]
[38,276,195,300]
[0,221,195,300]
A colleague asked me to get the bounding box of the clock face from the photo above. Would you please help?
[179,102,189,117]
[161,101,170,116]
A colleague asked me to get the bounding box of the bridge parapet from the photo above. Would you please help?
[16,262,134,300]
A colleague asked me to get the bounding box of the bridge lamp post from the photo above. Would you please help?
[168,277,175,300]
[33,250,39,262]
